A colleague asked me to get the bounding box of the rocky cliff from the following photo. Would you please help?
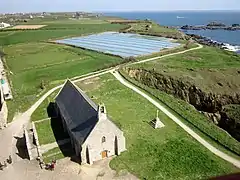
[124,68,240,141]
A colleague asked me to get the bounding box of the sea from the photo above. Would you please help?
[104,11,240,53]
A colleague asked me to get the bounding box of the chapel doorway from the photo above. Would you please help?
[101,150,108,159]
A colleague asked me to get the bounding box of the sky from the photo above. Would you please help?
[0,0,240,13]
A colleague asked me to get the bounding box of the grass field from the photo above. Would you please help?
[75,73,238,179]
[0,23,125,46]
[121,46,240,156]
[122,21,185,39]
[0,18,127,122]
[137,42,198,60]
[4,42,122,122]
[131,46,240,94]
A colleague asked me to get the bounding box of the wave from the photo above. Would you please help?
[222,43,240,52]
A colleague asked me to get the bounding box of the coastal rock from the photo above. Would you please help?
[181,22,240,31]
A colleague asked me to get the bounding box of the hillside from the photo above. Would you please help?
[121,46,240,154]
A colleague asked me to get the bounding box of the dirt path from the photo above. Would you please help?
[0,44,203,163]
[132,44,203,65]
[111,71,240,169]
[0,69,112,163]
[0,43,204,171]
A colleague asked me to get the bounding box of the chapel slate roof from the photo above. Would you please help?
[55,80,99,145]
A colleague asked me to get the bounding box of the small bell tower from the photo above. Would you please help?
[98,103,107,121]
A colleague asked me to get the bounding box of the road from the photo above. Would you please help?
[111,71,240,169]
[0,43,208,164]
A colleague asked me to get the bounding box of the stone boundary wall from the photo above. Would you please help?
[32,122,42,158]
[23,126,33,160]
[0,101,8,129]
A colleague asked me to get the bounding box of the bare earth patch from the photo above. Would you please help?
[11,25,47,30]
[0,158,137,180]
[76,77,101,92]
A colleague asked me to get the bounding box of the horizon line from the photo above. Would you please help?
[1,9,240,14]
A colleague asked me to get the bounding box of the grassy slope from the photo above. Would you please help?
[223,105,240,123]
[132,46,240,94]
[122,46,240,155]
[120,70,240,158]
[75,73,238,180]
[124,21,185,39]
[137,43,198,61]
[4,42,122,122]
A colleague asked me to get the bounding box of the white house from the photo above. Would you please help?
[55,80,126,165]
[0,22,10,29]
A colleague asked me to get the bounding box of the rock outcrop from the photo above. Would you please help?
[125,68,240,141]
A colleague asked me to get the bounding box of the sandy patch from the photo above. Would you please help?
[11,25,47,30]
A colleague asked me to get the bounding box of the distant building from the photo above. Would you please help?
[0,22,10,29]
[55,80,126,164]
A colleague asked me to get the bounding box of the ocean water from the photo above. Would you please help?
[104,11,240,46]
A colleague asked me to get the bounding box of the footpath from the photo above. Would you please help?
[111,71,240,169]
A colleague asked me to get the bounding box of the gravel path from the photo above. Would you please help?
[111,71,240,169]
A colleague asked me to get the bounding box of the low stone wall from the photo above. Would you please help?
[23,126,33,160]
[32,122,42,158]
[0,101,8,129]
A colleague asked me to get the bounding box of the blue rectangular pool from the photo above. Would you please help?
[55,32,180,58]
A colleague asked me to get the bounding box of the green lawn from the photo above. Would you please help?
[42,143,75,163]
[42,147,65,163]
[0,23,125,46]
[75,73,238,179]
[35,118,69,145]
[35,120,56,145]
[31,90,59,122]
[4,43,122,122]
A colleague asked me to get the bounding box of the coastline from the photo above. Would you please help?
[104,11,240,50]
[186,33,240,53]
